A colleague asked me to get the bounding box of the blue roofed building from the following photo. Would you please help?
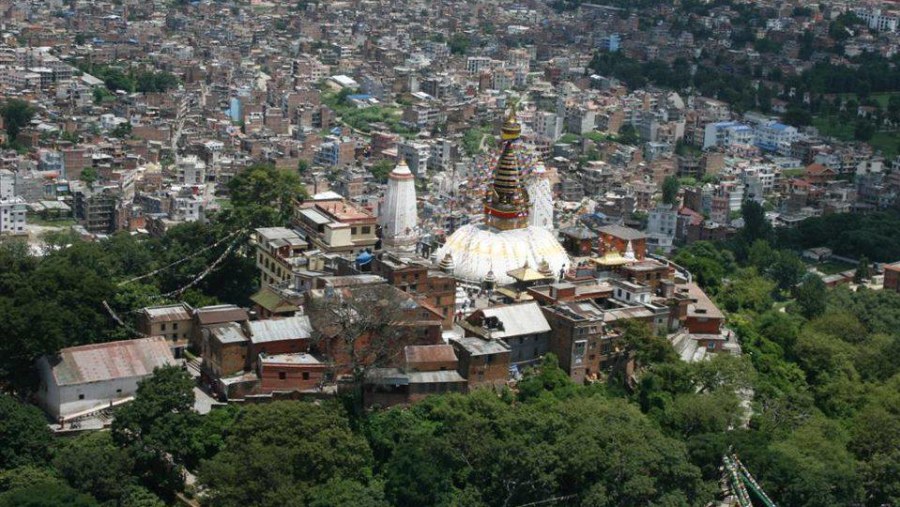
[703,121,755,150]
[754,121,799,155]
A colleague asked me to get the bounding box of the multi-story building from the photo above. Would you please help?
[73,185,120,234]
[428,139,454,172]
[703,121,754,150]
[136,303,195,358]
[253,227,309,287]
[314,137,355,167]
[883,261,900,293]
[466,57,494,74]
[177,155,207,185]
[646,203,678,254]
[371,253,457,329]
[533,111,563,142]
[397,140,431,177]
[854,7,899,32]
[754,121,799,154]
[542,301,617,383]
[293,197,378,255]
[0,196,27,235]
[461,302,552,367]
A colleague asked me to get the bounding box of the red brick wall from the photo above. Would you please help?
[251,339,310,367]
[884,267,900,293]
[259,363,326,392]
[684,316,722,335]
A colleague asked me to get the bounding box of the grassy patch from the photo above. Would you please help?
[837,92,900,108]
[812,116,853,140]
[781,168,806,178]
[868,131,899,159]
[812,259,855,275]
[27,217,77,227]
[559,133,580,144]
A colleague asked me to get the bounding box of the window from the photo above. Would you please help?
[351,227,358,235]
[302,372,309,380]
[278,372,286,380]
[362,226,371,234]
[161,323,166,331]
[116,389,122,394]
[173,323,178,330]
[78,394,85,400]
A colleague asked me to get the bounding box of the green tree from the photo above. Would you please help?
[306,479,390,507]
[719,269,776,314]
[516,353,580,401]
[617,124,639,145]
[853,121,875,142]
[853,255,870,283]
[369,159,393,183]
[199,401,376,507]
[0,394,53,470]
[740,200,772,246]
[768,250,807,292]
[0,466,59,493]
[119,486,165,507]
[226,163,308,228]
[0,480,98,507]
[53,432,135,503]
[110,122,132,139]
[793,275,827,319]
[747,239,776,271]
[673,241,735,293]
[1,99,35,141]
[297,158,310,174]
[79,167,99,185]
[661,175,680,205]
[112,366,197,499]
[619,319,677,366]
[448,33,471,55]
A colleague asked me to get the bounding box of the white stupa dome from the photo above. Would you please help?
[436,224,569,285]
[435,105,569,285]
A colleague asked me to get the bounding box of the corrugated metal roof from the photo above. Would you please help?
[478,302,551,339]
[248,316,312,344]
[50,336,177,386]
[452,337,511,356]
[404,344,457,365]
[144,303,192,322]
[196,305,248,325]
[597,224,647,241]
[366,368,410,385]
[407,370,467,384]
[207,322,248,344]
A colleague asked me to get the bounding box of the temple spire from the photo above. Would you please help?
[484,104,529,231]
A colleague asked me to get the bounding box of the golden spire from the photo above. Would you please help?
[501,101,521,140]
[485,102,529,231]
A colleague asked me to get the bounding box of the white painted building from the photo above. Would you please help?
[379,160,418,249]
[36,336,177,421]
[533,111,563,142]
[397,140,431,177]
[646,203,677,253]
[177,155,207,185]
[0,196,27,235]
[703,121,754,150]
[754,121,799,154]
[854,8,899,32]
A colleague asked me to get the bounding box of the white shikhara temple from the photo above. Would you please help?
[379,159,418,249]
[435,109,570,285]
